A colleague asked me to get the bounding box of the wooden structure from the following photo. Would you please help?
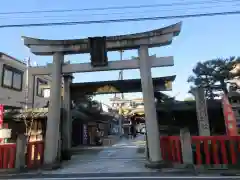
[124,92,225,135]
[3,108,48,143]
[72,100,115,146]
[155,100,225,135]
[3,104,115,147]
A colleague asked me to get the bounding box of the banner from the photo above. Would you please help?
[82,124,88,145]
[222,95,238,136]
[0,105,3,129]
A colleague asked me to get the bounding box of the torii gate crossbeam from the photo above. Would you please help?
[28,56,173,75]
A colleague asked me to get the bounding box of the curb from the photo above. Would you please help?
[220,173,240,176]
[0,168,41,176]
[161,168,198,175]
[219,171,240,176]
[0,162,62,176]
[145,161,173,169]
[192,167,240,176]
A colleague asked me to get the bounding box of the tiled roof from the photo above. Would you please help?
[4,108,49,120]
[4,107,115,122]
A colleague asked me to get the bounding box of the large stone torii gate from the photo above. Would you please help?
[22,22,182,167]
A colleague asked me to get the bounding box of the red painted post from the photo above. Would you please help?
[0,105,4,143]
[0,144,16,169]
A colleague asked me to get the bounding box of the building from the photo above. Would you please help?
[0,52,50,109]
[227,62,240,127]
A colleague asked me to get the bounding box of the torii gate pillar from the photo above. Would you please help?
[139,46,162,166]
[44,52,63,164]
[62,74,74,159]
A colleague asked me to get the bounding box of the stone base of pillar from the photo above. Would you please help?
[61,149,72,161]
[145,160,173,169]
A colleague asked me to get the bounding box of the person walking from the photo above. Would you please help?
[130,124,136,139]
[95,127,103,146]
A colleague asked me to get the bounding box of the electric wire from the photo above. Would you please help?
[1,3,239,20]
[0,0,238,15]
[0,10,238,29]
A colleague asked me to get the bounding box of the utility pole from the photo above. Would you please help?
[24,57,30,110]
[119,50,124,100]
[118,50,124,136]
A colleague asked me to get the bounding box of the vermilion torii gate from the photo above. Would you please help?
[22,22,182,167]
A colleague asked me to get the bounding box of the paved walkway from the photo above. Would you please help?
[47,135,158,174]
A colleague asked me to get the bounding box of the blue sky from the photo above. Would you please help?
[0,0,239,105]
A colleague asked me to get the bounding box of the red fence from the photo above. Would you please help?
[0,140,44,169]
[161,136,182,163]
[27,141,44,168]
[161,136,240,166]
[0,143,16,169]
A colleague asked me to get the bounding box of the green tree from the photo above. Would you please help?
[188,57,240,99]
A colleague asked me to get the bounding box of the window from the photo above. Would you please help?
[1,64,23,91]
[13,73,22,90]
[36,78,48,97]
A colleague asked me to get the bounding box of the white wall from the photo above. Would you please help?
[0,53,50,108]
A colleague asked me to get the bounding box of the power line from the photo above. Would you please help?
[1,3,238,20]
[0,10,239,29]
[0,0,238,15]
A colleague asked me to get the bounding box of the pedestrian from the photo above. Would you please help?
[95,128,102,146]
[130,124,136,139]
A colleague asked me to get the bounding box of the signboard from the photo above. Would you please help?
[194,88,210,136]
[0,105,3,129]
[82,124,88,145]
[96,85,119,93]
[0,129,11,139]
[222,94,238,136]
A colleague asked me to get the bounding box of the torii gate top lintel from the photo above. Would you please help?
[22,22,182,55]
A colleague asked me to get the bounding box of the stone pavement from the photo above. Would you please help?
[46,135,157,174]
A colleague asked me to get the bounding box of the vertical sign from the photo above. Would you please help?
[0,105,4,129]
[222,94,238,136]
[0,105,4,143]
[194,88,211,136]
[82,124,88,145]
